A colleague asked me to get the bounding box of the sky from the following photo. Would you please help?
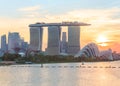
[0,0,120,52]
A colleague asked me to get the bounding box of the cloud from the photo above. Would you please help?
[18,6,120,23]
[18,5,42,18]
[18,5,41,12]
[1,7,120,51]
[49,7,120,22]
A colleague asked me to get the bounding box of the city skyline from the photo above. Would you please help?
[29,22,88,55]
[0,0,120,52]
[0,32,28,54]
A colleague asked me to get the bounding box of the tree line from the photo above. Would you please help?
[0,53,111,64]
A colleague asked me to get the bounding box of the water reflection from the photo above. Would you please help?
[0,62,120,86]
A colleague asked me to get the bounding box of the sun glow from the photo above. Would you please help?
[96,35,108,46]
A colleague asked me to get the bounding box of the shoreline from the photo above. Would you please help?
[0,60,119,66]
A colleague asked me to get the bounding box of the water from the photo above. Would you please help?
[0,61,120,86]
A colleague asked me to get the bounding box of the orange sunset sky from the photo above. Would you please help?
[0,0,120,52]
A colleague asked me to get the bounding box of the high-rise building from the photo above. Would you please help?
[46,26,61,55]
[1,35,7,52]
[62,32,67,42]
[29,26,43,51]
[20,38,29,52]
[61,32,67,53]
[8,32,21,53]
[29,22,90,55]
[20,42,28,52]
[67,26,80,55]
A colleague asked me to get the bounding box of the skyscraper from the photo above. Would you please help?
[61,32,67,53]
[1,35,7,52]
[29,26,43,51]
[46,26,61,55]
[20,38,29,52]
[8,32,21,53]
[29,22,90,55]
[67,26,80,55]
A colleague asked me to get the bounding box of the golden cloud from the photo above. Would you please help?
[0,7,120,51]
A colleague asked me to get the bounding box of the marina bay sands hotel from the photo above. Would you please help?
[29,22,90,55]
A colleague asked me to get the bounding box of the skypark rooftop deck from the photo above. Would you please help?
[29,22,91,27]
